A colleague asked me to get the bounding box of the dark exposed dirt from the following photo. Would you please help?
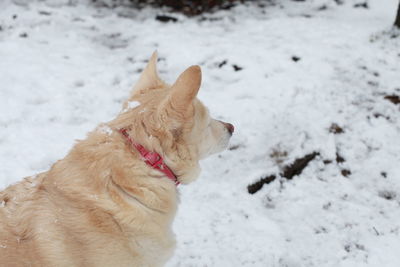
[292,56,301,62]
[111,0,246,16]
[218,60,227,68]
[232,64,243,71]
[336,152,345,163]
[228,144,241,151]
[384,95,400,105]
[155,15,178,22]
[282,152,320,179]
[248,152,319,194]
[329,123,344,134]
[378,190,397,200]
[341,169,351,177]
[247,175,277,194]
[353,2,368,9]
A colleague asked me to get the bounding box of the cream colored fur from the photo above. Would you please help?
[0,52,233,267]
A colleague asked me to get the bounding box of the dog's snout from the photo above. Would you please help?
[222,122,234,135]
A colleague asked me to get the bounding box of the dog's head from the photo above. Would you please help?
[115,52,233,184]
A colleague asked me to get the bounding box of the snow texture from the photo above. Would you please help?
[1,0,400,266]
[97,124,113,135]
[126,100,140,109]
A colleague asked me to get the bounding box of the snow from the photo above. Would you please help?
[126,100,140,109]
[122,100,140,112]
[97,124,113,135]
[1,0,400,266]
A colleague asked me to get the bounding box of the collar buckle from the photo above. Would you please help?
[143,152,162,167]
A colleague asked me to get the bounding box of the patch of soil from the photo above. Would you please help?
[384,95,400,105]
[336,152,345,164]
[247,175,276,194]
[378,190,397,200]
[341,169,351,177]
[270,149,288,165]
[329,123,344,134]
[353,2,368,8]
[144,0,244,16]
[218,60,227,68]
[282,152,320,179]
[228,144,241,151]
[232,64,243,71]
[155,15,178,22]
[291,56,301,62]
[248,152,319,194]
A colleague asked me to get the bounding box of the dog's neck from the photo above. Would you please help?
[108,116,202,185]
[119,128,179,186]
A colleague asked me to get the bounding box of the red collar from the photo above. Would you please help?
[119,128,179,186]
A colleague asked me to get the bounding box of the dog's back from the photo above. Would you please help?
[0,174,46,266]
[0,170,147,267]
[0,135,175,267]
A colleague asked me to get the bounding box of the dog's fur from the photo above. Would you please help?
[0,53,233,267]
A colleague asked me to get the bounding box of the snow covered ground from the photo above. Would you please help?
[1,0,400,266]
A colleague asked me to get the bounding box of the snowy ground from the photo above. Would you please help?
[1,0,400,266]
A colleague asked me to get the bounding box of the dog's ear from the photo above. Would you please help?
[168,65,202,114]
[132,51,164,94]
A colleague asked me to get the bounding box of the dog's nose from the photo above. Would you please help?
[223,122,234,135]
